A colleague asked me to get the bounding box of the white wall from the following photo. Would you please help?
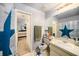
[45,14,58,37]
[56,15,79,38]
[14,4,45,51]
[0,3,55,55]
[0,3,45,55]
[0,3,16,55]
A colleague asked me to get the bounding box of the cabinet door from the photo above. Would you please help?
[50,44,74,56]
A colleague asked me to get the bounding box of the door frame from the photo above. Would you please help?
[14,9,32,55]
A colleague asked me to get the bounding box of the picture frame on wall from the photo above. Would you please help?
[34,26,42,42]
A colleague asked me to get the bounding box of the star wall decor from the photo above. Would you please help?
[0,11,15,56]
[60,25,74,38]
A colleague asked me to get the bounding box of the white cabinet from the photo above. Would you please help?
[50,44,75,56]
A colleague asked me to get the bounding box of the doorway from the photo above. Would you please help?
[15,9,31,56]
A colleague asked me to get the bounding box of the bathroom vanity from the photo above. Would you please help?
[50,38,79,56]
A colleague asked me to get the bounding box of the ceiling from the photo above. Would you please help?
[24,3,79,19]
[24,3,60,12]
[1,3,79,19]
[54,6,79,19]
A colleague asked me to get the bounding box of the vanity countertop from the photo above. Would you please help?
[50,39,79,56]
